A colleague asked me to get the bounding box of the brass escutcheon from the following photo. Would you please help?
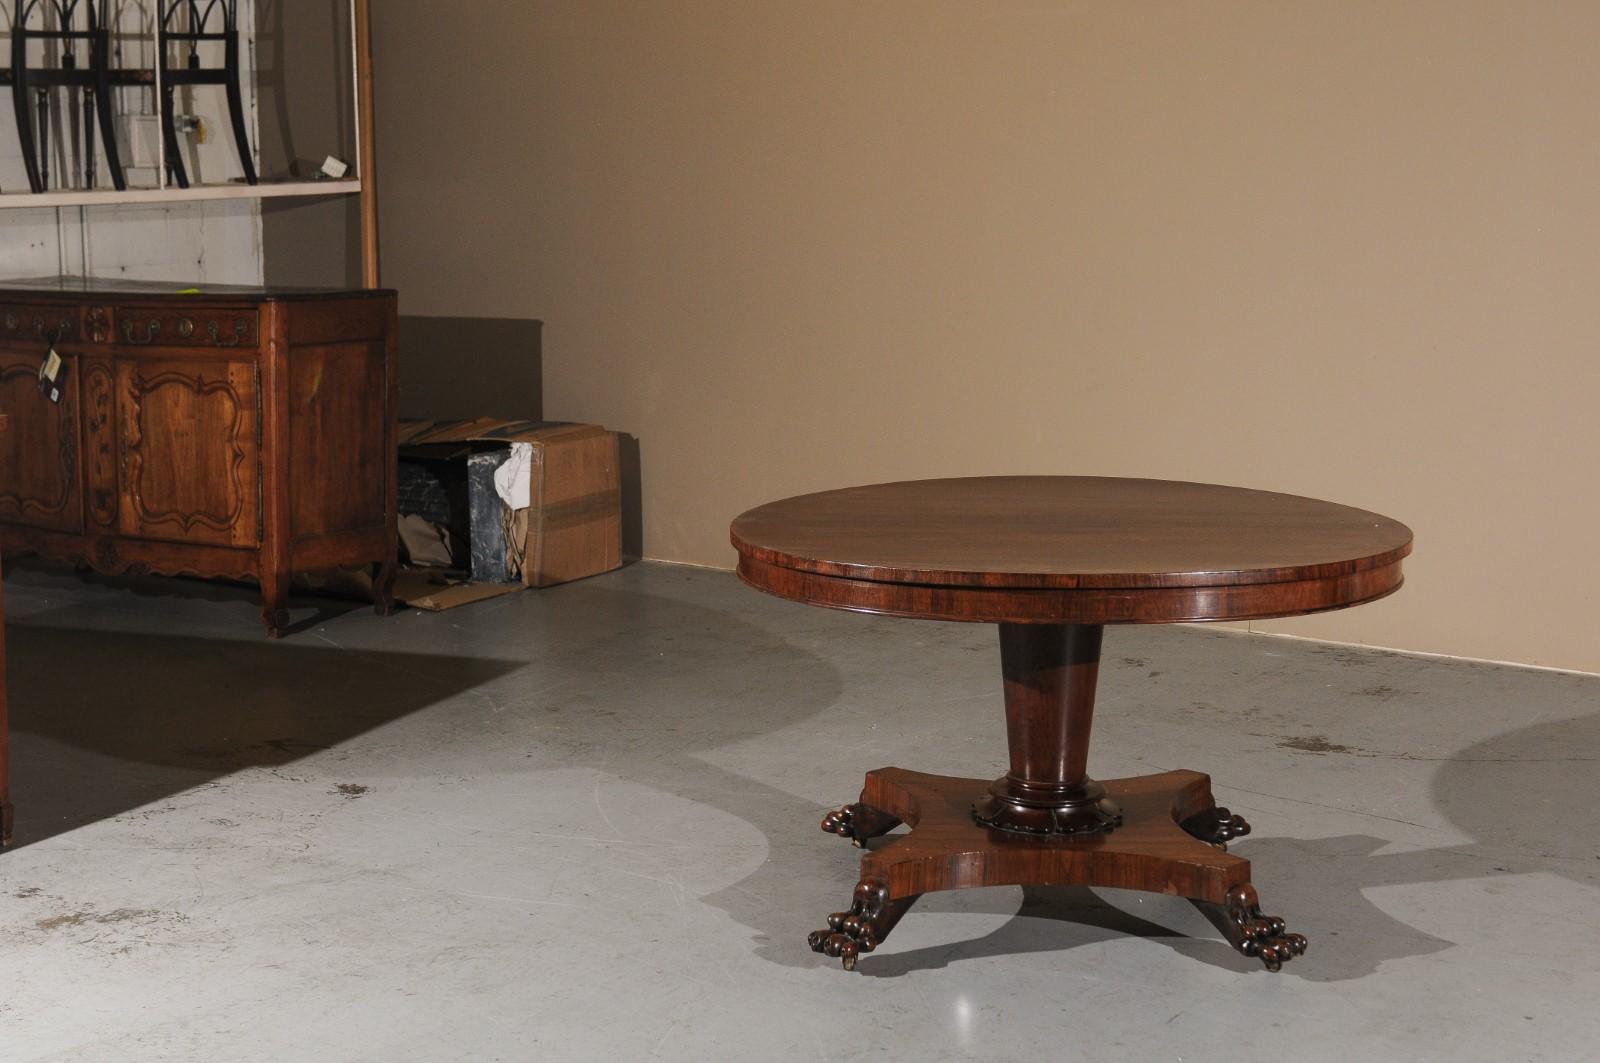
[177,317,195,338]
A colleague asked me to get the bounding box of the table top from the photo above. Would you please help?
[731,477,1412,625]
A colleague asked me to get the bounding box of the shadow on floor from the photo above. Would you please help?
[842,838,1453,982]
[6,625,522,848]
[3,558,369,637]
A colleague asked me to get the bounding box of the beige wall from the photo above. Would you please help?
[371,2,1600,672]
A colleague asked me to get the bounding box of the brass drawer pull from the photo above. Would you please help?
[32,315,70,341]
[209,319,249,347]
[122,319,162,345]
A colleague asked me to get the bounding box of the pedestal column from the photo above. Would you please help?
[972,623,1123,835]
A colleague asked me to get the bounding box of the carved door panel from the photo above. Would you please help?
[0,350,83,532]
[116,359,260,548]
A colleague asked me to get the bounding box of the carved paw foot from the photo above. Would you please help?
[820,803,901,848]
[807,881,896,971]
[1180,805,1252,848]
[1217,883,1307,972]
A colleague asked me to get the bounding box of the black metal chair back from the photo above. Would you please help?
[5,0,128,191]
[155,0,256,187]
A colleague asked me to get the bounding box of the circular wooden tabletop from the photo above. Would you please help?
[731,477,1412,624]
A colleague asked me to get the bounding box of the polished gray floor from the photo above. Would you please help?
[1,561,1596,1062]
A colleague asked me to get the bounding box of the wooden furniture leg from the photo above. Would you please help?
[809,880,921,971]
[261,569,290,639]
[1191,883,1309,972]
[372,559,397,617]
[821,801,902,848]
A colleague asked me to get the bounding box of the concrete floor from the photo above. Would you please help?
[1,561,1597,1062]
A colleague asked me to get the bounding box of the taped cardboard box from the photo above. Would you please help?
[397,418,623,587]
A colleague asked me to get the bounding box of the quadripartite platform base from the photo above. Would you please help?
[808,768,1306,972]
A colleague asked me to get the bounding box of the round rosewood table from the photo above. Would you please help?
[730,476,1412,972]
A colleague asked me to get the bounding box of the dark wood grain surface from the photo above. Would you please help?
[0,287,398,639]
[733,476,1411,588]
[732,477,1411,624]
[741,476,1401,971]
[809,767,1307,972]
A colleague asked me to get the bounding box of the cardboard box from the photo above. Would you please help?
[397,418,623,587]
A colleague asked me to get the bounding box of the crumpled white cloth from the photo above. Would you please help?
[492,442,535,510]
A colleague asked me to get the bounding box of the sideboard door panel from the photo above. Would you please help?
[0,351,83,533]
[116,359,261,548]
[288,343,388,539]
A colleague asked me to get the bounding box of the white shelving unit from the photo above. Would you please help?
[1,178,361,211]
[2,0,378,283]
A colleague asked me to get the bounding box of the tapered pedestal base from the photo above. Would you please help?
[972,777,1124,836]
[809,767,1306,972]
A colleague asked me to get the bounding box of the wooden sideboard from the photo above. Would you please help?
[0,278,398,638]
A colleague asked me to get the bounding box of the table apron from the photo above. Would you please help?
[737,557,1405,624]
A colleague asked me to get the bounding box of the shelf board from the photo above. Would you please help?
[0,179,362,211]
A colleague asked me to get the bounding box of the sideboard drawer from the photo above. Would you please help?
[105,307,260,350]
[0,304,79,345]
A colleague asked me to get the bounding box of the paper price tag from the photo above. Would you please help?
[38,347,66,404]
